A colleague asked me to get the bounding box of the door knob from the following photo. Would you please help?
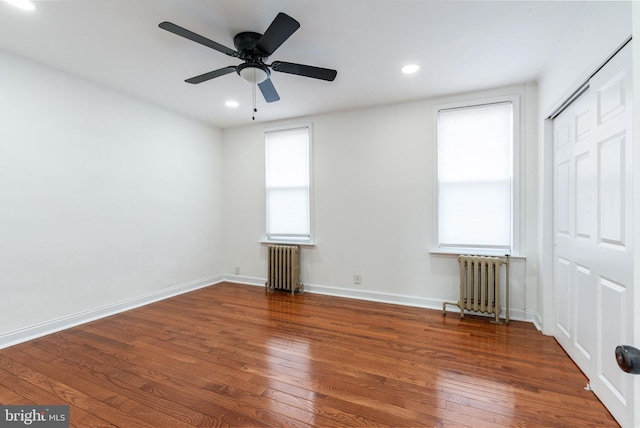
[615,345,640,374]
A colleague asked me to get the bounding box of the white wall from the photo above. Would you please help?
[537,1,632,334]
[2,0,631,350]
[0,50,224,346]
[223,83,538,322]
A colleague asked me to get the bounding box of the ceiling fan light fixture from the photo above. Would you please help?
[238,65,269,84]
[225,100,239,108]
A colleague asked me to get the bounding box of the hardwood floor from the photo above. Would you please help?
[0,282,617,427]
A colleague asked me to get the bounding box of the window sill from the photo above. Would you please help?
[260,240,316,248]
[430,250,526,259]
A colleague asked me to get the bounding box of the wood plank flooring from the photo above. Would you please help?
[0,282,618,427]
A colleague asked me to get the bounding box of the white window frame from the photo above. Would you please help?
[263,122,314,245]
[433,94,521,256]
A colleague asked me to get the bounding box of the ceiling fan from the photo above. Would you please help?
[159,12,337,103]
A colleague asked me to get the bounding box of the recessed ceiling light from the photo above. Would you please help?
[402,64,419,74]
[4,0,36,11]
[225,100,239,108]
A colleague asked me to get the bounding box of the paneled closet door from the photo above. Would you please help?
[553,42,633,427]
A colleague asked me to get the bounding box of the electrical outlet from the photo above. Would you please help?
[234,267,240,275]
[354,274,361,284]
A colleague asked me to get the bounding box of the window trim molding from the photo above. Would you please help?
[263,122,314,245]
[432,93,522,255]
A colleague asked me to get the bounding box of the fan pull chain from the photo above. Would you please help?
[251,69,257,121]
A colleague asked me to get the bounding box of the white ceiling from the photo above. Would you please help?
[0,0,587,129]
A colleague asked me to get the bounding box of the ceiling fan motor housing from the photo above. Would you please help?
[233,31,264,59]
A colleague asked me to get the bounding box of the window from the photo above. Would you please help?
[264,124,312,244]
[436,99,517,253]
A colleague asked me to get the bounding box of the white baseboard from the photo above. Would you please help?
[223,275,540,324]
[225,275,443,309]
[304,282,445,310]
[532,312,543,332]
[2,274,541,350]
[224,274,266,287]
[0,274,224,350]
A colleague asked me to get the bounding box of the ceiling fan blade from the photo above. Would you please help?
[271,61,337,81]
[185,66,237,84]
[255,13,300,56]
[159,21,239,58]
[258,78,280,103]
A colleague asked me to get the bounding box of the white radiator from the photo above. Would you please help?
[265,245,304,295]
[443,255,510,323]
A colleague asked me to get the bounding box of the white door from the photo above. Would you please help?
[553,42,634,427]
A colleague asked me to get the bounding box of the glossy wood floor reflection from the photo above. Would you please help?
[0,282,617,427]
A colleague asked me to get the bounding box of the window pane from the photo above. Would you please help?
[266,129,309,187]
[437,102,513,251]
[438,180,511,247]
[266,188,309,235]
[438,103,512,181]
